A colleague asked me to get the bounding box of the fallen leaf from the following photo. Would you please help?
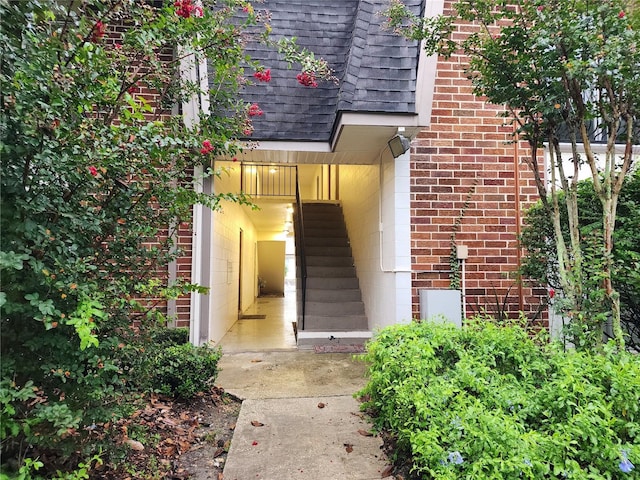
[159,444,177,457]
[380,465,394,478]
[358,429,373,437]
[213,447,225,457]
[252,441,259,446]
[344,443,353,453]
[250,359,262,363]
[317,402,326,409]
[125,438,145,451]
[251,420,264,427]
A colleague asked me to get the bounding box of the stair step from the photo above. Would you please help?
[303,218,345,228]
[305,288,361,302]
[298,202,369,336]
[306,266,356,278]
[297,331,372,350]
[305,246,352,257]
[305,301,365,316]
[302,202,341,210]
[304,237,350,247]
[302,210,343,220]
[306,256,353,267]
[303,228,348,238]
[305,277,360,289]
[302,314,369,331]
[303,213,345,221]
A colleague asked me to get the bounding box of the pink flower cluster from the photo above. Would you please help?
[296,71,317,88]
[253,69,271,82]
[88,166,98,177]
[91,21,106,42]
[248,103,263,116]
[174,0,203,19]
[200,140,214,154]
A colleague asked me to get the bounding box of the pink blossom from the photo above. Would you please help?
[253,69,271,82]
[296,71,318,88]
[618,10,625,19]
[200,139,214,154]
[88,166,98,177]
[114,43,122,50]
[175,0,196,18]
[548,288,555,299]
[248,103,263,116]
[91,21,106,42]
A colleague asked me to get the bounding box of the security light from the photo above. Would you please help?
[388,134,411,158]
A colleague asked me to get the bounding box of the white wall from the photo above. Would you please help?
[298,164,324,200]
[205,162,258,345]
[257,241,286,295]
[339,150,412,331]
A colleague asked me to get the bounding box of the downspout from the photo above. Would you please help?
[514,124,524,311]
[181,43,210,345]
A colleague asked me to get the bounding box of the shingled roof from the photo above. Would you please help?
[232,0,425,143]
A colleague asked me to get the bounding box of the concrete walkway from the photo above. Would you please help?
[216,351,391,480]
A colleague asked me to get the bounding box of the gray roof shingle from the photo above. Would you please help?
[223,0,424,142]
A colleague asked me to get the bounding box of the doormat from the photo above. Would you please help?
[239,314,267,319]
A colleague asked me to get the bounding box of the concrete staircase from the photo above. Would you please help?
[296,202,371,350]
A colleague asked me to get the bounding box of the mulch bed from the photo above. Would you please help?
[87,387,242,479]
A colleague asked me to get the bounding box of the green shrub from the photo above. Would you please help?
[149,344,222,399]
[151,327,190,347]
[358,319,640,479]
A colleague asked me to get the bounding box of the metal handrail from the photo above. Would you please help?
[293,170,307,331]
[240,163,296,198]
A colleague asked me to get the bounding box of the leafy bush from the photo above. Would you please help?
[358,320,640,479]
[520,169,640,350]
[0,0,332,475]
[150,344,222,399]
[151,327,190,347]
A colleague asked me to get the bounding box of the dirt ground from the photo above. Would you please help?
[90,387,242,480]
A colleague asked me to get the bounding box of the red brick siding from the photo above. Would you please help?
[107,24,194,328]
[410,2,547,323]
[174,220,194,328]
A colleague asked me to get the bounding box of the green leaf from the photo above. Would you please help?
[0,251,29,270]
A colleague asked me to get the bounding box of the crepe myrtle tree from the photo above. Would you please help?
[1,0,334,351]
[0,0,333,471]
[385,0,639,350]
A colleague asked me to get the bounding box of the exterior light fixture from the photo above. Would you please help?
[388,134,411,158]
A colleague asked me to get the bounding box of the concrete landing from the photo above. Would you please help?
[216,351,391,480]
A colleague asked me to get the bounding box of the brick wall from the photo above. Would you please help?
[410,1,547,323]
[174,220,194,328]
[107,23,194,328]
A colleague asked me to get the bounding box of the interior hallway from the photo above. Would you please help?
[218,291,298,353]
